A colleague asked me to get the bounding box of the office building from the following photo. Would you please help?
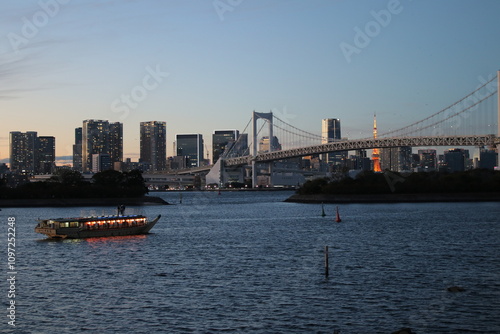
[176,134,204,168]
[140,121,167,172]
[348,150,371,171]
[168,156,189,170]
[212,130,239,164]
[81,120,123,172]
[258,136,281,153]
[380,146,412,172]
[417,149,437,172]
[92,153,112,173]
[444,148,467,172]
[322,118,341,142]
[478,148,497,169]
[233,133,249,157]
[321,118,346,166]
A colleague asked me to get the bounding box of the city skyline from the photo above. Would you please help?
[2,111,497,168]
[1,1,500,163]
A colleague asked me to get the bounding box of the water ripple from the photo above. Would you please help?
[0,194,499,333]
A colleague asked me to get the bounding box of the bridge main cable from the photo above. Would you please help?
[273,114,324,141]
[379,75,498,138]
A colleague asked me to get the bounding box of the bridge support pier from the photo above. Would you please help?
[252,160,257,188]
[268,162,273,187]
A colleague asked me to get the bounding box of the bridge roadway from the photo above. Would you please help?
[170,135,498,174]
[224,134,498,166]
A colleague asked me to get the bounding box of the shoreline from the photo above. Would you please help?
[0,196,169,208]
[284,192,500,204]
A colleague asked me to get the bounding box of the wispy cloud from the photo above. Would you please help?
[0,36,70,98]
[0,0,166,100]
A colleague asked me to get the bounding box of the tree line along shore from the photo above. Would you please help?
[286,169,500,203]
[0,169,168,207]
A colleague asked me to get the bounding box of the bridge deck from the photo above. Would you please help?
[224,135,497,166]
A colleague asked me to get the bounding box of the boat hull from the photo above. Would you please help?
[35,215,161,239]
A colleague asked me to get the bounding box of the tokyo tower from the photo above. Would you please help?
[372,114,382,172]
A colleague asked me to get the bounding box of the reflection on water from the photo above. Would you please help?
[84,234,148,244]
[1,191,499,334]
[36,237,85,244]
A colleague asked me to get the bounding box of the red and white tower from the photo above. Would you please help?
[372,114,382,172]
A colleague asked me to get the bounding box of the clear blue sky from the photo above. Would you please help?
[1,0,499,164]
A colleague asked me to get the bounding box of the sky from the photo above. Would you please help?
[1,0,499,165]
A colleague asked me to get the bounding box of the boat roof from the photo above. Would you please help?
[47,215,146,223]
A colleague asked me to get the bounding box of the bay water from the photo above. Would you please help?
[0,191,499,333]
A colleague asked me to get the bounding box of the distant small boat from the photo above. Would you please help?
[35,214,161,239]
[335,206,342,223]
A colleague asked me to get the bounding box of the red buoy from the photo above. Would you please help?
[335,206,342,223]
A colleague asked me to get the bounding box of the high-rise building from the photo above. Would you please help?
[37,136,55,174]
[140,121,167,172]
[321,118,345,166]
[348,150,371,171]
[444,148,467,172]
[9,131,37,174]
[212,130,239,164]
[10,131,55,174]
[233,133,249,157]
[176,134,203,168]
[479,148,497,169]
[81,120,123,172]
[73,127,82,171]
[82,120,108,172]
[380,146,412,172]
[92,153,112,173]
[258,136,281,153]
[108,122,123,165]
[418,149,437,172]
[322,118,341,142]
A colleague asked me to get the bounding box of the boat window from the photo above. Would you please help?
[60,222,69,228]
[70,222,79,228]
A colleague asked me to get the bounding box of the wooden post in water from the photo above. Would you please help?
[324,246,329,277]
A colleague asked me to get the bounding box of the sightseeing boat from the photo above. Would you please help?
[35,214,161,239]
